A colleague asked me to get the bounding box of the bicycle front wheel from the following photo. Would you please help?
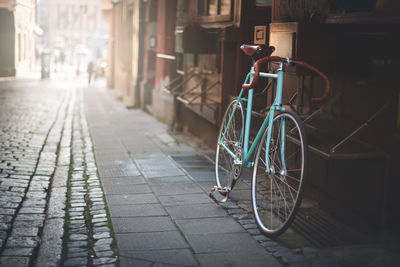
[252,110,308,237]
[215,99,244,193]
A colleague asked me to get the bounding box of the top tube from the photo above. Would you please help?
[258,72,278,79]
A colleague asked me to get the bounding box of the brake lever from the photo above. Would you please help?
[286,58,294,66]
[266,46,275,56]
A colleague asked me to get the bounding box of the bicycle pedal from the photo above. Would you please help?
[214,186,230,194]
[209,186,230,203]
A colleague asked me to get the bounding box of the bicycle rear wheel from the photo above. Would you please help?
[252,109,308,237]
[215,99,244,193]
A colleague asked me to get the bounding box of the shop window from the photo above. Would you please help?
[255,0,272,7]
[198,54,217,73]
[198,0,233,23]
[25,35,28,60]
[328,0,376,13]
[220,0,231,15]
[278,0,381,23]
[397,92,400,132]
[168,52,221,125]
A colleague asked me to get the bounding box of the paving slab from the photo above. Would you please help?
[123,146,163,156]
[109,203,167,218]
[150,182,204,196]
[103,183,152,195]
[175,217,246,235]
[120,249,198,266]
[196,251,282,267]
[105,193,158,206]
[135,158,177,171]
[95,155,132,165]
[116,231,189,251]
[158,193,215,206]
[100,176,146,185]
[164,203,228,220]
[96,158,135,167]
[119,256,153,267]
[183,171,216,182]
[98,166,141,178]
[185,232,266,254]
[140,168,186,178]
[112,216,176,233]
[145,175,193,184]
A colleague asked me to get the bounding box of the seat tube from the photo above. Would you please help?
[243,88,253,162]
[274,67,285,106]
[276,66,287,171]
[265,67,285,173]
[265,105,274,173]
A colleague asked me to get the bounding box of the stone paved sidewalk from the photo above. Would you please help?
[83,84,283,266]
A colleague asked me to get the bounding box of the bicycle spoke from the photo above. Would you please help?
[284,173,301,183]
[271,174,290,215]
[276,177,296,219]
[284,148,301,162]
[274,176,298,198]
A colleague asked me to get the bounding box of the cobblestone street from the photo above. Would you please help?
[0,78,117,266]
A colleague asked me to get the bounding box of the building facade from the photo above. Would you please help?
[101,0,143,106]
[0,0,36,77]
[103,0,400,235]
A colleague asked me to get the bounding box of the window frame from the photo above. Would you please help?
[198,0,234,23]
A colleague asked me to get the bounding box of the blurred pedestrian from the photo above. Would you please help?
[87,60,95,85]
[59,51,66,72]
[53,52,59,73]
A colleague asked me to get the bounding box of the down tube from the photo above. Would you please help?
[243,88,253,162]
[243,108,273,170]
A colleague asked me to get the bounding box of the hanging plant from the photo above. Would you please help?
[279,0,330,23]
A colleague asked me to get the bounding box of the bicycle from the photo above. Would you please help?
[213,44,330,237]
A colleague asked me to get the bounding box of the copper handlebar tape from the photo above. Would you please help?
[242,57,330,103]
[295,61,331,103]
[242,56,283,90]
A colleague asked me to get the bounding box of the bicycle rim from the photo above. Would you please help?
[252,110,308,236]
[215,99,244,193]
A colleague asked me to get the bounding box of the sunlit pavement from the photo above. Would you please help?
[1,71,399,266]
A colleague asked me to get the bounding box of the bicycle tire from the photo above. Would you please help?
[251,109,308,237]
[215,99,244,194]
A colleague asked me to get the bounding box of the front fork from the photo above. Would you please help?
[265,109,287,175]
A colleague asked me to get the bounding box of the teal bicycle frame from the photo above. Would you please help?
[219,63,286,173]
